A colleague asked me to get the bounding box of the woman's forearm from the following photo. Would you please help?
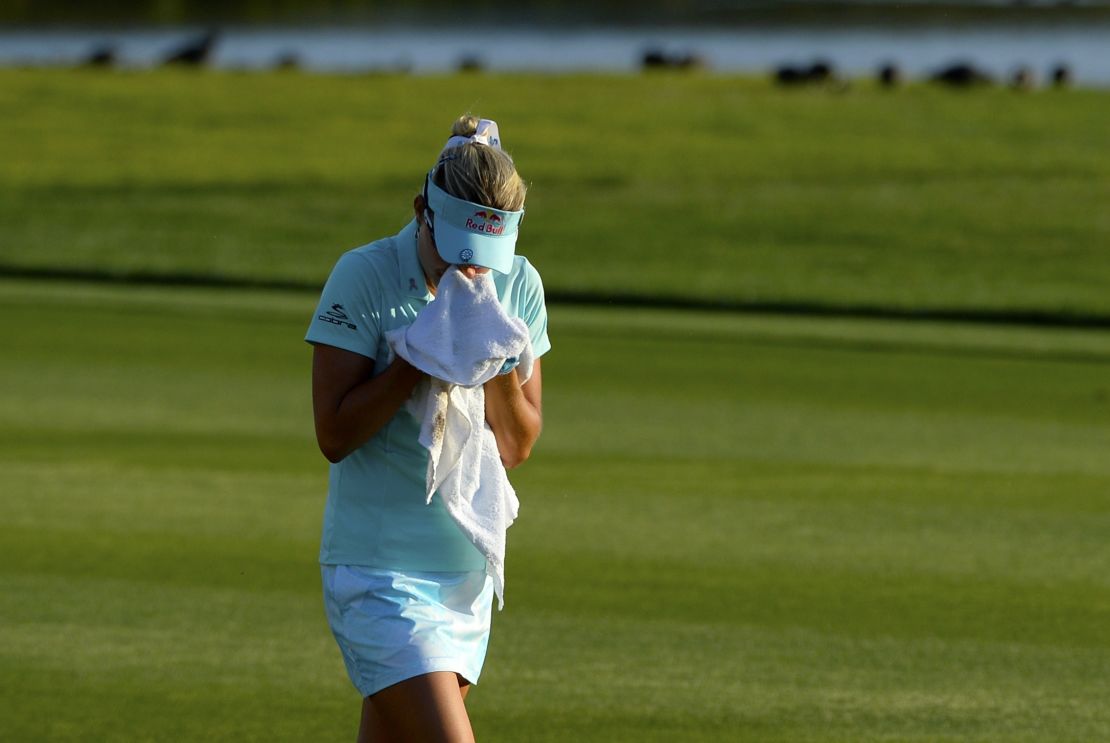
[483,370,543,469]
[314,354,424,463]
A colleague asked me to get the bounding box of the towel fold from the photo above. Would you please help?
[385,268,533,608]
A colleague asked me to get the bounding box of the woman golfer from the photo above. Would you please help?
[305,115,549,742]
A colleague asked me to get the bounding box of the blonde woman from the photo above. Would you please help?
[306,116,549,742]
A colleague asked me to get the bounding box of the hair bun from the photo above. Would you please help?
[451,115,480,138]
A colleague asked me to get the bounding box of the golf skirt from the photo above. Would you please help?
[321,564,494,698]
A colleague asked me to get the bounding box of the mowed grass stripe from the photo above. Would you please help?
[2,280,1109,741]
[2,71,1109,315]
[482,610,1110,742]
[0,573,349,743]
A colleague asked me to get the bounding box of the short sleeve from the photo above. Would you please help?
[305,251,381,360]
[518,260,551,358]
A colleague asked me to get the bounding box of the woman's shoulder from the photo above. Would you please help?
[339,236,397,268]
[496,254,547,310]
[329,228,408,282]
[507,253,544,287]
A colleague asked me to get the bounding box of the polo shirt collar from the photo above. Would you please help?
[396,219,434,301]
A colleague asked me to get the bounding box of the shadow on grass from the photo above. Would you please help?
[4,262,1110,330]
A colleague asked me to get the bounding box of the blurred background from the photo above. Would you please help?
[2,2,1109,742]
[3,0,1110,84]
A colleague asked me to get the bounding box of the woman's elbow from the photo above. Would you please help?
[501,419,542,469]
[500,450,528,470]
[499,439,535,470]
[315,427,350,464]
[318,441,346,464]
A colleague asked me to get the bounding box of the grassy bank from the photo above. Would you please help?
[1,278,1108,741]
[1,69,1108,317]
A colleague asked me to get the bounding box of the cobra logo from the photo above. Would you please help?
[465,210,505,235]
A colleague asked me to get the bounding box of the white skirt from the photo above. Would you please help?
[321,565,494,697]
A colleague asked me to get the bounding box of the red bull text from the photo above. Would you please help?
[466,210,506,235]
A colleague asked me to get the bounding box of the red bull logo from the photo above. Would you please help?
[465,210,506,235]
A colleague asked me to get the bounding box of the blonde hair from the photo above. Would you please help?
[433,114,527,211]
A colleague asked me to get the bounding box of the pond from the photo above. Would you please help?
[2,24,1108,86]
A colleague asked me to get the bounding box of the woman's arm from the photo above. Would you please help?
[311,343,424,463]
[484,358,543,469]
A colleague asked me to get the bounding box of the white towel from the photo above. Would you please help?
[385,268,533,608]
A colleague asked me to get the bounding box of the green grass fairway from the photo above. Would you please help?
[2,70,1109,317]
[1,278,1108,741]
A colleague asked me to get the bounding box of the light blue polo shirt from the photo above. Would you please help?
[305,219,551,571]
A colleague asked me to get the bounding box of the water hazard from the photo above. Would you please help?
[2,24,1109,86]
